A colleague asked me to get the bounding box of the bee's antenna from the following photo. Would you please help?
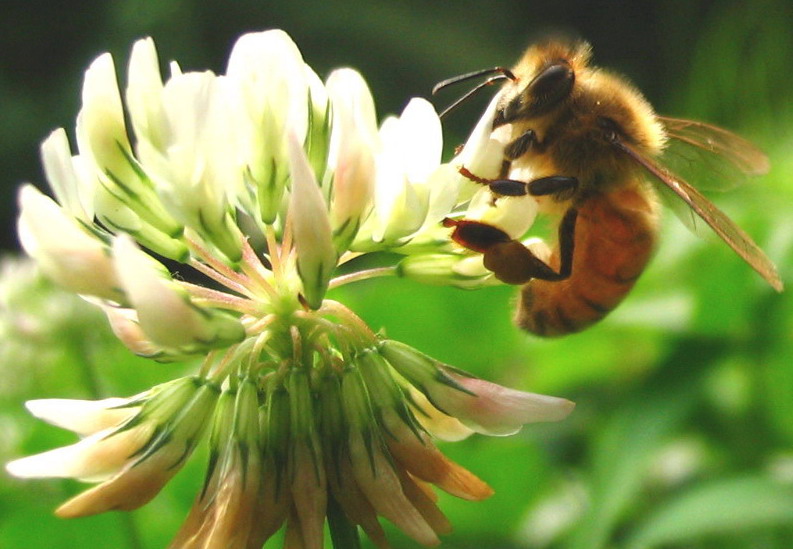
[433,67,516,119]
[436,75,507,119]
[432,66,515,95]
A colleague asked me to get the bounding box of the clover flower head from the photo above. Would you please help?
[7,30,573,548]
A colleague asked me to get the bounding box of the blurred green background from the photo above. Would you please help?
[1,0,792,547]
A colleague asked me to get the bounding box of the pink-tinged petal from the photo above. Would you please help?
[381,339,574,436]
[98,303,165,358]
[24,397,140,437]
[438,372,575,436]
[348,429,439,547]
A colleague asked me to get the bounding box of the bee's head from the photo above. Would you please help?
[494,39,591,127]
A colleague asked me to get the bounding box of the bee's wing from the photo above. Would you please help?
[614,138,783,292]
[658,116,770,191]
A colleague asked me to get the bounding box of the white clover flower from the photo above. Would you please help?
[6,30,571,548]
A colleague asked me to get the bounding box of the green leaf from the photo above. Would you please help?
[626,475,793,549]
[565,340,716,549]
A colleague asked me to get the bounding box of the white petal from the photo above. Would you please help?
[40,129,93,221]
[226,30,309,144]
[112,235,243,348]
[422,163,465,228]
[453,94,508,180]
[17,185,122,301]
[464,187,538,239]
[397,98,442,184]
[6,424,153,482]
[25,398,139,436]
[326,68,378,230]
[76,52,136,184]
[112,235,203,347]
[152,71,241,252]
[369,117,429,242]
[326,68,379,150]
[126,37,166,150]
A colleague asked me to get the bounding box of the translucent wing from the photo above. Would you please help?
[658,116,770,191]
[614,139,783,292]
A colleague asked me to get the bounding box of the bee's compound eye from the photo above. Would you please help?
[517,61,574,118]
[532,62,574,99]
[529,61,574,106]
[597,117,620,142]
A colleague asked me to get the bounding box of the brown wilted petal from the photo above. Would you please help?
[397,470,452,536]
[349,429,439,547]
[55,442,184,517]
[383,410,493,501]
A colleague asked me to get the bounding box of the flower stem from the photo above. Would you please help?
[328,266,397,289]
[240,237,278,299]
[189,257,254,299]
[208,344,244,383]
[178,281,259,314]
[319,300,378,347]
[264,225,284,280]
[71,337,104,400]
[186,233,255,298]
[120,514,144,549]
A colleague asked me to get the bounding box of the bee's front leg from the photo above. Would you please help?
[504,129,542,160]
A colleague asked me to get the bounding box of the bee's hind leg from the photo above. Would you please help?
[442,206,578,284]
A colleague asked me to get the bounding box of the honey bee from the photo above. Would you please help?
[435,39,783,337]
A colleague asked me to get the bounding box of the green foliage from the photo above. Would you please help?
[2,1,792,548]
